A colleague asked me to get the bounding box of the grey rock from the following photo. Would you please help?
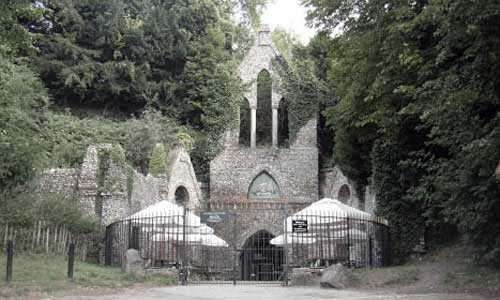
[123,249,144,276]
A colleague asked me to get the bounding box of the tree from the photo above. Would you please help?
[304,0,500,265]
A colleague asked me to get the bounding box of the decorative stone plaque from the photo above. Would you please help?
[248,172,280,199]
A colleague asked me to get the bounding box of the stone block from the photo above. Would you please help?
[123,249,144,276]
[320,263,354,289]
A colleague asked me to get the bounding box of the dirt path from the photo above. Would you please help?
[43,285,492,300]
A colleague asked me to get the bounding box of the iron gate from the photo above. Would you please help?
[187,205,289,284]
[104,202,390,285]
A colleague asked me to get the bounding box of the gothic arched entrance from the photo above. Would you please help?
[240,230,283,281]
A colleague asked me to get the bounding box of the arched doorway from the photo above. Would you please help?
[240,230,283,281]
[175,186,189,206]
[338,184,351,204]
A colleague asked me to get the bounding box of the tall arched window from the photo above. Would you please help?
[278,98,289,147]
[248,171,281,199]
[338,184,351,204]
[175,186,189,206]
[256,69,272,147]
[239,98,251,147]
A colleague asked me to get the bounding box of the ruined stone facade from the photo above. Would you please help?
[38,27,376,260]
[38,144,201,225]
[209,26,319,248]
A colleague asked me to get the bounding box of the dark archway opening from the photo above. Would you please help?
[239,98,251,147]
[278,98,289,148]
[338,184,351,204]
[256,69,272,147]
[240,230,283,281]
[175,186,189,206]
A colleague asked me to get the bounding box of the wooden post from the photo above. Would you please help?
[46,226,50,253]
[68,243,75,280]
[6,240,13,283]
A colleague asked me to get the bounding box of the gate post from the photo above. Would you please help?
[181,207,187,285]
[284,205,289,286]
[233,250,237,285]
[6,240,13,283]
[68,242,75,280]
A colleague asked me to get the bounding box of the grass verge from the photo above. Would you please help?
[0,253,175,299]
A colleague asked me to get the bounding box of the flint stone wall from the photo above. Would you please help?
[36,144,200,226]
[37,168,79,200]
[210,147,318,204]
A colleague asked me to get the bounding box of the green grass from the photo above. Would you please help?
[0,253,175,298]
[442,265,500,292]
[352,265,420,288]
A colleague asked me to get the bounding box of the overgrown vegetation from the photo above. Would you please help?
[0,0,268,225]
[302,0,500,265]
[149,143,168,176]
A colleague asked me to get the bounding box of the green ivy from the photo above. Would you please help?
[148,143,168,176]
[110,144,126,167]
[272,56,324,144]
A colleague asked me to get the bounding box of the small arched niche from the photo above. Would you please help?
[248,172,281,199]
[338,184,351,204]
[175,186,189,206]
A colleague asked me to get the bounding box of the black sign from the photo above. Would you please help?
[292,220,308,233]
[201,211,227,224]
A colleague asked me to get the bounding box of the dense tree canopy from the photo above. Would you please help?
[303,0,500,265]
[0,0,267,220]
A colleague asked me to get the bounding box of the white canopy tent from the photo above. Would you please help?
[270,233,317,246]
[151,232,229,247]
[285,198,378,231]
[125,200,201,227]
[125,200,228,247]
[271,198,382,246]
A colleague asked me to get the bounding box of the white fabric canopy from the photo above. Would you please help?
[270,233,317,246]
[151,232,228,247]
[317,228,368,241]
[286,198,374,231]
[141,224,214,235]
[125,201,201,227]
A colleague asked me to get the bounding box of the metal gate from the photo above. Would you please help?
[104,202,391,285]
[187,205,289,285]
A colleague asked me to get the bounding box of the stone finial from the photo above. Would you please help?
[258,24,272,46]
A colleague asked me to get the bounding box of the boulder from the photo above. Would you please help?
[320,263,353,289]
[122,249,144,276]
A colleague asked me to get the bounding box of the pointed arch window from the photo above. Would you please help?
[278,98,289,147]
[248,171,281,199]
[239,98,251,147]
[256,69,272,147]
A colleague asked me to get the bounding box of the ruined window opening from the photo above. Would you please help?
[338,184,351,204]
[175,186,189,206]
[239,98,251,147]
[256,69,272,147]
[278,98,289,148]
[248,171,281,199]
